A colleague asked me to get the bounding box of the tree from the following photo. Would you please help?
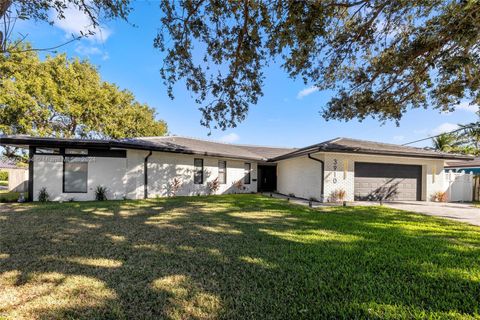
[0,45,168,141]
[155,0,480,129]
[0,0,131,53]
[432,133,461,153]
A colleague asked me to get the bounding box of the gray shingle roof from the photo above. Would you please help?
[446,158,480,168]
[121,136,296,161]
[271,137,473,161]
[0,135,473,161]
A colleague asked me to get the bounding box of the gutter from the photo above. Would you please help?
[308,153,325,202]
[144,151,153,199]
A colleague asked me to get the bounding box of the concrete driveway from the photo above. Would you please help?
[380,201,480,226]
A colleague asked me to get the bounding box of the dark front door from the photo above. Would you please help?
[258,165,277,192]
[354,162,422,201]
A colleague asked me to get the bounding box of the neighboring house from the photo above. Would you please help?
[0,159,28,192]
[445,158,480,174]
[0,135,472,202]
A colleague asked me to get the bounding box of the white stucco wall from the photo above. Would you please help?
[276,152,446,202]
[146,151,257,197]
[33,155,127,201]
[276,155,323,200]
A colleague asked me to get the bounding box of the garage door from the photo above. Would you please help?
[354,162,422,201]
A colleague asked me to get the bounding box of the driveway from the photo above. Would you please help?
[380,201,480,226]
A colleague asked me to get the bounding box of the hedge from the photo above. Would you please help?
[0,171,8,181]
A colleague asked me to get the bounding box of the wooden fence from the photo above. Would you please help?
[473,175,480,202]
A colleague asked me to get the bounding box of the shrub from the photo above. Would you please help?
[0,170,8,181]
[432,191,448,202]
[329,189,346,202]
[234,179,244,191]
[207,177,220,195]
[38,187,50,202]
[169,177,182,196]
[95,186,108,201]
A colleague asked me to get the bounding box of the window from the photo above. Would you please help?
[194,158,204,184]
[63,159,88,193]
[36,148,60,154]
[218,160,227,184]
[65,148,88,155]
[244,163,251,184]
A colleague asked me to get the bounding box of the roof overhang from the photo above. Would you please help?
[0,136,264,162]
[269,146,474,162]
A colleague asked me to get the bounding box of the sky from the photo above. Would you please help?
[13,1,478,149]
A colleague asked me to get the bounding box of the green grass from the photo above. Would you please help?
[0,191,20,203]
[0,181,7,187]
[0,195,479,319]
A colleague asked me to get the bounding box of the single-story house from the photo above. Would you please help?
[0,135,472,202]
[445,158,480,174]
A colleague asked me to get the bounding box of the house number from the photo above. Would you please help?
[333,159,338,183]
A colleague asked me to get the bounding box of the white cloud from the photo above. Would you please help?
[431,123,459,135]
[74,44,110,60]
[297,86,319,99]
[53,5,111,43]
[392,135,405,142]
[456,102,479,113]
[219,133,240,143]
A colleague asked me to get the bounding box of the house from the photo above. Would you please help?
[0,159,28,192]
[0,135,472,202]
[445,158,480,174]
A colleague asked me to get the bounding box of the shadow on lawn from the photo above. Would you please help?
[0,195,479,319]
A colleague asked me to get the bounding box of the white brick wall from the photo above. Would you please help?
[276,152,446,202]
[320,152,446,201]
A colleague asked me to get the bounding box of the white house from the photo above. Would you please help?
[0,135,472,202]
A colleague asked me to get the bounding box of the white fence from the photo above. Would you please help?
[444,171,474,202]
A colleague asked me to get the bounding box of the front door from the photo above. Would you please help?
[258,165,277,192]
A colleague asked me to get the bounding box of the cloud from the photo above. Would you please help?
[392,135,405,142]
[431,123,459,135]
[219,133,240,143]
[75,44,110,60]
[456,102,479,113]
[52,4,111,43]
[297,86,319,99]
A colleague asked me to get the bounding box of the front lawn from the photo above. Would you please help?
[1,195,479,319]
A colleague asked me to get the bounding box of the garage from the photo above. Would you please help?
[354,162,422,201]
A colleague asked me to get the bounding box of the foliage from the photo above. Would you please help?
[0,1,131,53]
[207,177,220,195]
[329,189,346,202]
[95,186,108,201]
[156,0,480,129]
[168,177,182,197]
[432,133,463,153]
[0,45,168,140]
[432,118,480,155]
[37,187,49,202]
[0,190,21,203]
[432,191,448,202]
[0,171,8,181]
[0,195,479,319]
[233,179,244,191]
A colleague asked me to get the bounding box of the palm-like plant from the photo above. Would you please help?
[432,133,461,152]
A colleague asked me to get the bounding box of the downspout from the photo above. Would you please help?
[144,151,152,199]
[308,153,325,202]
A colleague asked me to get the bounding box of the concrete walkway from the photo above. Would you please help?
[263,193,480,226]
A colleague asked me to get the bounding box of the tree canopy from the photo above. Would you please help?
[155,0,480,129]
[0,45,168,139]
[2,0,480,131]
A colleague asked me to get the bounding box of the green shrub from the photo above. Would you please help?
[0,170,8,181]
[95,186,108,201]
[38,187,50,202]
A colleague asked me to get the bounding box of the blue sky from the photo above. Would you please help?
[15,1,478,148]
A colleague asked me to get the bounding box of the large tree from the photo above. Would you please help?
[0,45,168,139]
[155,0,480,129]
[2,1,480,131]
